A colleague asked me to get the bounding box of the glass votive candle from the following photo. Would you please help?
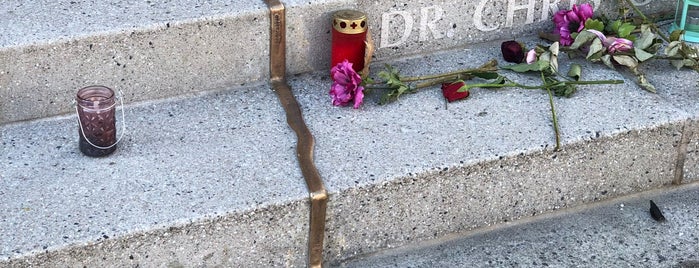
[76,85,118,157]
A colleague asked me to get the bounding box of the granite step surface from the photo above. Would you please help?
[337,182,699,267]
[3,0,699,267]
[3,33,699,266]
[0,0,675,124]
[1,84,315,267]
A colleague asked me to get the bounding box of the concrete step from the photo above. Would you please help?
[337,182,699,267]
[1,84,315,267]
[3,33,699,266]
[2,0,698,267]
[298,37,699,263]
[0,0,675,124]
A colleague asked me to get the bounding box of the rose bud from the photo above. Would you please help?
[501,40,526,63]
[441,81,470,102]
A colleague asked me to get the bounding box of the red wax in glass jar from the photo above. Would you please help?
[331,10,368,73]
[76,85,118,157]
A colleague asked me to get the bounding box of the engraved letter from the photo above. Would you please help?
[380,11,414,48]
[541,0,561,21]
[506,0,537,27]
[419,6,444,41]
[474,0,498,32]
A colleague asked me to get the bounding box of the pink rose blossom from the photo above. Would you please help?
[553,3,594,46]
[573,4,594,29]
[330,60,365,109]
[608,38,633,53]
[587,29,634,54]
[526,49,538,64]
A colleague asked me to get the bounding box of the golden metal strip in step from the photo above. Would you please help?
[265,1,328,267]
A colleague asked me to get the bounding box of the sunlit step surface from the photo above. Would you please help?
[3,35,699,266]
[0,0,675,123]
[1,1,695,266]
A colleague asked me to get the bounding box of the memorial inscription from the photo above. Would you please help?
[379,0,652,49]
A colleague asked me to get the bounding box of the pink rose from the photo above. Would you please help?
[587,29,634,54]
[553,3,594,46]
[526,49,538,64]
[330,60,365,109]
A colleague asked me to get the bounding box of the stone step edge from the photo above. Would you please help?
[323,121,693,264]
[0,0,676,124]
[3,120,689,266]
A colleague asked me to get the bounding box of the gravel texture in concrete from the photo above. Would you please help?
[1,84,311,266]
[1,0,266,47]
[0,0,676,123]
[289,35,693,262]
[338,182,699,267]
[1,3,697,266]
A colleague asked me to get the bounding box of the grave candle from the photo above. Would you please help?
[331,9,368,73]
[76,85,117,157]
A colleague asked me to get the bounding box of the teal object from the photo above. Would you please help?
[672,0,699,42]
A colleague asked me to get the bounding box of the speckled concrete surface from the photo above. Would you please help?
[337,182,699,267]
[0,0,353,124]
[0,84,311,266]
[0,0,267,47]
[685,119,699,183]
[632,34,699,186]
[1,2,697,266]
[643,61,699,185]
[0,3,270,124]
[2,35,697,266]
[288,37,692,262]
[0,0,676,124]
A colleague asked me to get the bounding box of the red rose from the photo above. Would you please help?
[501,40,525,63]
[441,81,469,102]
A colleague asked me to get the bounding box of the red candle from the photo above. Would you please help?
[331,10,367,73]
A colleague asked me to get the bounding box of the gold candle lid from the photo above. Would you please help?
[333,9,367,34]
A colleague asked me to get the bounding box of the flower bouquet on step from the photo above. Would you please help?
[541,0,699,93]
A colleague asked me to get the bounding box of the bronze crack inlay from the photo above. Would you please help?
[265,1,328,267]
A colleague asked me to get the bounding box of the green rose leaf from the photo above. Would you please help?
[617,23,636,38]
[634,48,655,62]
[501,61,548,73]
[549,42,560,74]
[601,55,615,69]
[635,27,656,50]
[671,60,684,70]
[472,72,500,80]
[490,75,506,85]
[608,20,621,33]
[613,55,639,69]
[567,64,582,81]
[670,30,684,42]
[672,60,685,70]
[586,38,605,60]
[584,19,605,32]
[549,42,560,56]
[570,31,598,50]
[665,41,682,57]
